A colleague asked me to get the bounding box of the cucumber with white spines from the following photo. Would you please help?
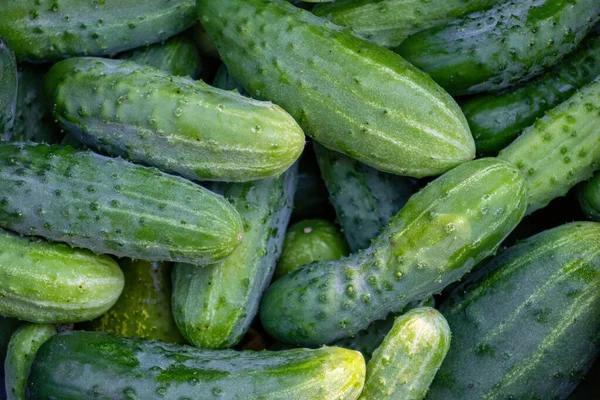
[579,173,600,221]
[0,39,17,139]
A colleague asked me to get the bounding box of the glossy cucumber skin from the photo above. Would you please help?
[0,0,196,62]
[198,0,475,178]
[212,64,249,96]
[0,229,124,323]
[499,75,600,215]
[0,143,243,264]
[27,331,366,400]
[45,57,305,182]
[314,143,418,251]
[427,222,600,400]
[579,173,600,221]
[398,0,600,96]
[0,39,17,139]
[260,158,527,346]
[4,324,56,400]
[172,165,298,349]
[463,25,600,155]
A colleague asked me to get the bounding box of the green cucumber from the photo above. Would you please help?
[172,165,298,349]
[359,307,450,400]
[0,229,124,323]
[0,143,243,264]
[27,331,366,399]
[45,57,305,182]
[1,318,24,365]
[4,324,56,400]
[427,222,600,400]
[260,158,527,346]
[579,173,600,221]
[499,75,600,214]
[276,219,349,279]
[83,259,184,344]
[314,143,419,251]
[192,23,219,59]
[0,0,196,63]
[397,0,600,95]
[0,39,17,139]
[463,25,600,155]
[198,0,475,178]
[212,64,249,96]
[292,144,333,220]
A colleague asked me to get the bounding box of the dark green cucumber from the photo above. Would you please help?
[0,143,243,264]
[427,222,600,400]
[579,173,600,221]
[1,318,24,366]
[397,0,600,95]
[198,0,475,178]
[172,165,298,349]
[499,75,600,214]
[27,331,366,399]
[45,57,305,182]
[83,260,184,344]
[0,0,196,62]
[314,143,419,252]
[0,39,17,139]
[260,158,527,346]
[212,64,249,96]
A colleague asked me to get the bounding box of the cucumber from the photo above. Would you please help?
[212,64,249,96]
[260,158,527,346]
[172,165,298,349]
[4,324,56,400]
[0,0,196,62]
[463,24,600,155]
[45,57,305,182]
[314,143,419,251]
[292,143,333,220]
[1,318,24,365]
[275,219,349,279]
[27,331,366,399]
[0,39,17,139]
[579,173,600,221]
[198,0,475,178]
[397,0,600,95]
[83,259,184,344]
[0,143,243,264]
[0,229,124,323]
[427,222,600,400]
[498,75,600,215]
[192,23,219,59]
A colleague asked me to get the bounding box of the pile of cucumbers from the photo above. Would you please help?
[0,0,599,399]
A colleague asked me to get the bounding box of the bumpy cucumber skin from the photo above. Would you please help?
[579,173,600,221]
[45,57,305,182]
[83,260,184,344]
[398,0,600,96]
[5,324,56,400]
[0,39,17,139]
[428,222,600,400]
[499,76,600,215]
[172,165,298,349]
[27,331,366,400]
[198,0,475,178]
[0,229,124,323]
[212,64,249,96]
[0,143,243,264]
[314,143,418,251]
[0,0,196,62]
[260,158,527,346]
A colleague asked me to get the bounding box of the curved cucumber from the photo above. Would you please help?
[0,143,243,264]
[45,57,305,182]
[0,39,17,139]
[5,324,56,400]
[27,331,366,399]
[579,173,600,221]
[260,158,527,346]
[172,165,297,348]
[428,222,600,400]
[212,64,249,96]
[198,0,475,178]
[397,0,600,95]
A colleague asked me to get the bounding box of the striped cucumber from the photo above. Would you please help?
[27,331,366,399]
[172,165,297,349]
[260,158,527,346]
[579,173,600,221]
[198,0,475,178]
[0,39,17,139]
[427,222,600,400]
[0,143,243,264]
[45,57,305,182]
[397,0,600,95]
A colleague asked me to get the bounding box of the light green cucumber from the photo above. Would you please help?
[198,0,475,178]
[579,173,600,221]
[0,39,17,139]
[45,57,305,182]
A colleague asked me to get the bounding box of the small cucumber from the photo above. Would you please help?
[0,39,17,139]
[212,64,249,96]
[260,158,526,346]
[198,0,475,178]
[45,57,305,182]
[427,222,600,400]
[397,0,600,95]
[27,331,366,399]
[579,173,600,221]
[0,143,243,264]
